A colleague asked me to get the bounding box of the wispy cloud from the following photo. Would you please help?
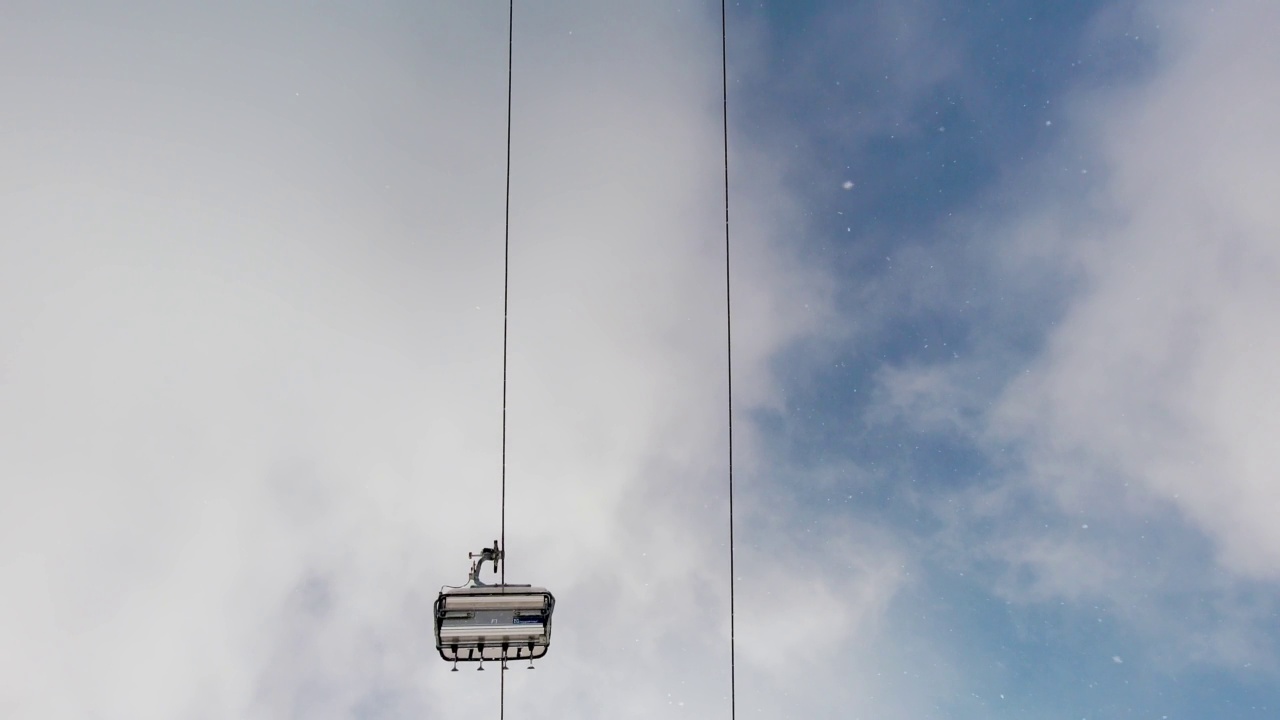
[994,0,1280,581]
[849,0,1280,674]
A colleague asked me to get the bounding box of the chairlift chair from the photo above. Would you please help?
[435,542,555,670]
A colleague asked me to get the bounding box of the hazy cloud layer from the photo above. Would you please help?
[0,3,865,718]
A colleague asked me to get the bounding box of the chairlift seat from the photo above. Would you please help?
[435,584,555,662]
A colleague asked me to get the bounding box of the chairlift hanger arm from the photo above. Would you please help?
[467,540,503,587]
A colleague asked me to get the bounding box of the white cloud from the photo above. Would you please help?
[0,4,884,719]
[829,0,1280,673]
[994,0,1280,581]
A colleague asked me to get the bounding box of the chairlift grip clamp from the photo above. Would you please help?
[467,540,503,586]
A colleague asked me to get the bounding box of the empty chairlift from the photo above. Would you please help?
[435,542,555,671]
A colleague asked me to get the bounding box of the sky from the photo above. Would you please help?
[1,0,1277,718]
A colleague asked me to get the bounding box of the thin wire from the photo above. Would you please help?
[500,0,513,594]
[500,0,514,715]
[720,1,737,719]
